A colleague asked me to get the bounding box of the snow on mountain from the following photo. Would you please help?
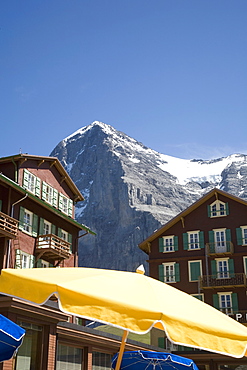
[51,121,247,271]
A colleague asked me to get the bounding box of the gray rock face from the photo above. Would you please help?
[51,122,247,272]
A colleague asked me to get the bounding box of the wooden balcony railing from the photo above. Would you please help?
[35,234,71,263]
[200,273,246,289]
[206,241,234,256]
[0,211,18,239]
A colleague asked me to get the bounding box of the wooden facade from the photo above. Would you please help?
[139,188,247,370]
[0,154,154,370]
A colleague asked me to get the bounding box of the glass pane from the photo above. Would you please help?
[92,352,111,370]
[56,344,82,370]
[15,323,43,370]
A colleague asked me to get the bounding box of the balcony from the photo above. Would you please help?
[206,241,234,256]
[0,211,18,239]
[200,273,246,289]
[35,234,71,264]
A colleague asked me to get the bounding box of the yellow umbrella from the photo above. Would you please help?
[1,267,247,366]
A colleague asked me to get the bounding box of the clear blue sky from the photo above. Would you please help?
[1,1,247,160]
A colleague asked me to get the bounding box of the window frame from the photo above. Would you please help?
[59,193,73,217]
[159,235,177,253]
[208,200,228,218]
[217,292,233,314]
[159,262,180,284]
[238,226,247,246]
[22,169,41,197]
[188,260,202,282]
[216,257,230,279]
[187,230,200,250]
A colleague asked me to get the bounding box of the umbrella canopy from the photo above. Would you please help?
[0,314,25,362]
[0,267,247,358]
[112,351,199,370]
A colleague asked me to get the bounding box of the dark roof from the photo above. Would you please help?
[0,154,84,202]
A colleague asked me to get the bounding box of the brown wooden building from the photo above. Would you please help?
[139,188,247,370]
[0,154,154,370]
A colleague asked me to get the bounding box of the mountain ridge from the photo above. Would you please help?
[51,121,247,271]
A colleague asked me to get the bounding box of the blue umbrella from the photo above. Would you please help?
[0,314,25,362]
[112,351,199,370]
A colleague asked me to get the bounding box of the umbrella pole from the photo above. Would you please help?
[115,330,129,370]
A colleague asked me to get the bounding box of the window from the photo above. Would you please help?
[191,293,204,301]
[207,200,229,218]
[92,351,111,370]
[243,257,247,276]
[42,181,58,207]
[59,193,73,217]
[183,231,204,250]
[15,250,35,269]
[159,235,178,252]
[15,322,43,370]
[22,169,41,197]
[213,292,238,315]
[58,228,72,253]
[188,260,202,282]
[159,262,180,283]
[208,228,232,254]
[211,258,235,279]
[56,344,83,370]
[19,207,38,237]
[236,226,247,246]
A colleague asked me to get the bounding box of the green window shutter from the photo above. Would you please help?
[57,228,62,238]
[209,230,215,244]
[35,177,41,197]
[32,214,38,237]
[211,260,217,277]
[207,205,211,217]
[68,199,73,217]
[175,263,180,282]
[199,231,204,248]
[229,259,235,277]
[244,258,247,275]
[225,202,229,215]
[36,259,42,268]
[158,265,164,282]
[68,233,73,253]
[42,182,47,201]
[236,228,243,245]
[39,218,44,235]
[51,224,56,235]
[58,194,63,211]
[19,206,25,231]
[226,229,231,241]
[22,169,29,189]
[183,233,188,250]
[0,200,2,212]
[193,294,203,301]
[158,337,165,349]
[159,238,164,253]
[15,249,21,269]
[232,293,238,313]
[174,236,178,251]
[213,294,219,309]
[190,261,201,281]
[30,255,35,268]
[53,189,58,207]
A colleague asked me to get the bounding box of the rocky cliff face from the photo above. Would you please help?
[51,121,247,271]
